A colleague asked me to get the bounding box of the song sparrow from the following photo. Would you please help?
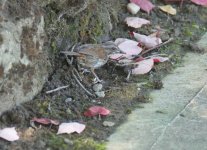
[61,42,119,82]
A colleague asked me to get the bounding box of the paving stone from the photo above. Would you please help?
[107,52,207,150]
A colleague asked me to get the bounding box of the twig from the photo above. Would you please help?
[141,38,174,56]
[46,85,69,94]
[71,70,94,97]
[73,68,83,81]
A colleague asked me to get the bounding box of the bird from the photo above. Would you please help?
[61,42,120,82]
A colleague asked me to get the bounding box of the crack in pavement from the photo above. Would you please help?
[150,82,207,150]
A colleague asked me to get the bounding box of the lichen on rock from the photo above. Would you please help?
[0,0,50,114]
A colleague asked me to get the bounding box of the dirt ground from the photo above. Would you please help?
[0,1,207,150]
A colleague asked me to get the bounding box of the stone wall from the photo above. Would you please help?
[0,0,51,114]
[0,0,126,114]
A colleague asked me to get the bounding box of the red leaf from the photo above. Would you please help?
[31,117,60,125]
[152,56,169,63]
[191,0,207,6]
[153,58,161,63]
[130,0,155,14]
[84,106,110,117]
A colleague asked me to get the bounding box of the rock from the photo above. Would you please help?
[64,138,73,145]
[95,91,105,98]
[127,3,140,15]
[161,33,170,42]
[93,84,103,92]
[65,98,72,103]
[0,1,50,115]
[103,121,115,127]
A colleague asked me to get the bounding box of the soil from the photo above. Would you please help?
[0,1,207,150]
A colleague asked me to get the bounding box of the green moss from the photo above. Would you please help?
[45,133,69,150]
[37,100,50,115]
[73,138,105,150]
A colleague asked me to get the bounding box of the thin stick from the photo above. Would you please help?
[46,85,69,94]
[141,38,174,56]
[72,70,94,97]
[73,68,83,81]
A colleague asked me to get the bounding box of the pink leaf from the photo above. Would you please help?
[118,40,142,55]
[152,56,169,63]
[57,122,85,134]
[84,106,110,117]
[125,17,150,28]
[132,32,162,48]
[131,59,154,75]
[191,0,207,6]
[31,117,60,125]
[130,0,155,14]
[114,38,130,46]
[0,127,19,141]
[134,57,145,62]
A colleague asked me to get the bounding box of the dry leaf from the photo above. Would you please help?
[159,5,177,15]
[152,56,169,62]
[130,0,155,14]
[125,17,150,28]
[127,3,140,14]
[118,40,142,55]
[0,127,19,141]
[84,106,110,117]
[57,122,85,134]
[132,32,162,48]
[191,0,207,6]
[114,38,130,46]
[31,117,60,125]
[131,59,154,74]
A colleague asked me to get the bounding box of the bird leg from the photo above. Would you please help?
[91,68,102,83]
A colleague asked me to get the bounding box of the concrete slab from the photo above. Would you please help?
[197,32,207,52]
[107,52,207,150]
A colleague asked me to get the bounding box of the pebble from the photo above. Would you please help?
[95,91,105,98]
[103,121,115,127]
[93,83,103,92]
[65,97,72,103]
[127,3,140,15]
[64,138,74,145]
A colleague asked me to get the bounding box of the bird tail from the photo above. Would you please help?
[60,51,81,56]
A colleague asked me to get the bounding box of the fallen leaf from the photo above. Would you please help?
[159,5,177,15]
[57,122,85,134]
[118,40,142,55]
[21,127,35,141]
[134,57,145,62]
[130,0,155,14]
[131,59,154,74]
[132,32,162,48]
[0,127,19,141]
[191,0,207,6]
[103,121,115,127]
[84,106,110,117]
[127,2,140,14]
[114,38,130,46]
[152,56,169,62]
[31,117,60,125]
[125,17,150,28]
